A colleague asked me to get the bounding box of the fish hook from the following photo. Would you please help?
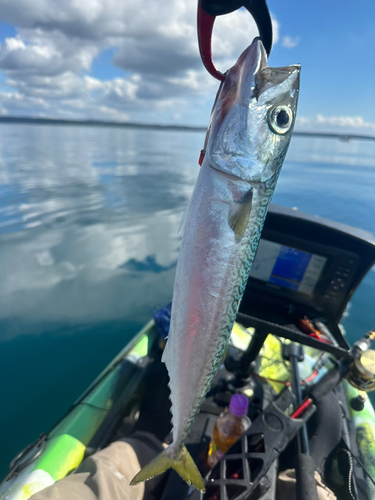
[197,0,273,81]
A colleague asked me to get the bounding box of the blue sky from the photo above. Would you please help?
[270,0,375,124]
[0,0,373,133]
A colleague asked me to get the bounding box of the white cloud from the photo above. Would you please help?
[282,35,300,49]
[97,105,129,122]
[296,114,375,134]
[0,91,49,113]
[0,121,202,336]
[0,0,282,122]
[0,31,99,76]
[315,114,375,130]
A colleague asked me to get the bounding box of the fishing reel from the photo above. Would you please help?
[346,330,375,393]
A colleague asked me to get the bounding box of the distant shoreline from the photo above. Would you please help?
[0,116,374,142]
[0,116,207,133]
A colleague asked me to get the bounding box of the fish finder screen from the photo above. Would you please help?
[250,239,327,296]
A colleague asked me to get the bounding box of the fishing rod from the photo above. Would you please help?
[292,328,375,419]
[203,327,375,499]
[280,328,375,499]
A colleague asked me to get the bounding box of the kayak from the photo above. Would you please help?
[1,205,375,500]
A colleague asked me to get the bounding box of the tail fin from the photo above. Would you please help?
[130,445,205,492]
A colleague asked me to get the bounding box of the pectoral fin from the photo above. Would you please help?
[228,189,253,241]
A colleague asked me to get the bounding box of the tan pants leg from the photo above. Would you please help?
[30,432,164,500]
[277,469,337,500]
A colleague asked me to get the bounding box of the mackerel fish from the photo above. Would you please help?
[131,37,300,492]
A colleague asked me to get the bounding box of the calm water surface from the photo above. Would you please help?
[0,124,374,476]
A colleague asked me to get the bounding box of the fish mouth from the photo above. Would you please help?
[237,37,268,97]
[237,37,300,103]
[204,38,267,142]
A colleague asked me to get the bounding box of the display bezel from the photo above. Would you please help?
[247,228,359,314]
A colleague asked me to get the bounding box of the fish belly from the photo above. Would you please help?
[163,159,271,446]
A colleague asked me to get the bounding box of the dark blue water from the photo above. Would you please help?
[0,124,374,477]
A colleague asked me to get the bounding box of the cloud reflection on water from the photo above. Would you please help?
[0,125,202,339]
[0,127,374,337]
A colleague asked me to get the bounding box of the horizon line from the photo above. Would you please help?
[0,116,374,142]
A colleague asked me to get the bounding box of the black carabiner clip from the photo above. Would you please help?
[197,0,273,81]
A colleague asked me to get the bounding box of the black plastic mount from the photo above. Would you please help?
[200,0,273,56]
[198,388,316,500]
[237,312,350,358]
[282,343,304,363]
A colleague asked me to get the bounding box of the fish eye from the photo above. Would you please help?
[268,105,293,135]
